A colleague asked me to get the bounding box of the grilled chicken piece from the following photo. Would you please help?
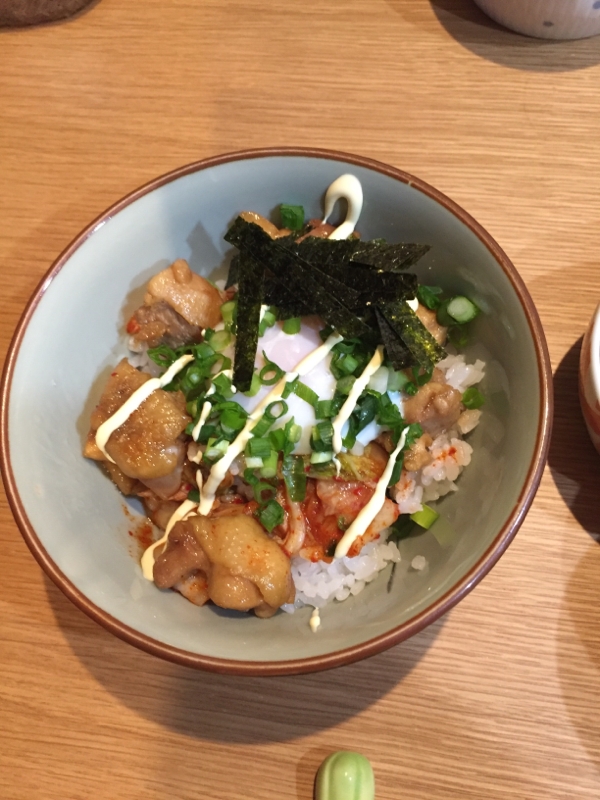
[127,300,204,349]
[415,302,447,345]
[84,359,190,485]
[144,258,223,329]
[402,369,462,438]
[153,513,294,618]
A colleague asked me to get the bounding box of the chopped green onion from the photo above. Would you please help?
[268,428,286,452]
[208,330,232,352]
[193,341,216,360]
[260,450,279,479]
[319,325,335,341]
[282,376,298,399]
[257,498,285,532]
[251,415,274,438]
[186,399,200,418]
[446,296,479,324]
[410,504,440,530]
[336,375,356,396]
[310,451,333,464]
[211,373,234,397]
[462,387,485,409]
[243,373,261,397]
[265,400,288,421]
[315,399,335,419]
[282,317,301,335]
[416,285,443,311]
[253,481,277,504]
[448,325,469,349]
[220,407,247,432]
[245,456,264,469]
[259,358,284,385]
[412,366,433,387]
[313,420,334,450]
[286,422,302,444]
[247,437,271,459]
[282,454,307,502]
[293,380,318,407]
[187,488,200,503]
[279,203,304,231]
[258,308,277,337]
[204,438,229,461]
[386,369,411,393]
[338,353,359,375]
[220,299,236,326]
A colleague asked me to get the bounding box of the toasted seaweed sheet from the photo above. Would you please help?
[375,307,415,370]
[233,252,265,391]
[350,242,430,272]
[225,214,438,376]
[377,300,446,369]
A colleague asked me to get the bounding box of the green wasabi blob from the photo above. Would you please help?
[315,751,375,800]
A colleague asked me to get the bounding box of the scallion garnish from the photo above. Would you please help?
[410,504,440,529]
[257,498,285,532]
[246,437,271,459]
[260,450,279,479]
[243,373,261,397]
[207,330,232,352]
[462,387,485,409]
[282,317,301,335]
[253,481,277,504]
[336,375,356,396]
[310,451,333,464]
[416,285,443,311]
[220,299,236,327]
[282,453,307,501]
[293,380,318,407]
[279,203,305,231]
[264,400,288,421]
[315,399,335,419]
[259,356,284,386]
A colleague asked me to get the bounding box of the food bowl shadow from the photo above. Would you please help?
[411,0,600,72]
[557,544,600,769]
[43,573,445,743]
[548,338,600,540]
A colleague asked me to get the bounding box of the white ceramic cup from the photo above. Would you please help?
[473,0,600,40]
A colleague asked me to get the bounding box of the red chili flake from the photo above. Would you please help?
[126,317,141,335]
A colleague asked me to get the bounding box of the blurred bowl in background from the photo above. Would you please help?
[579,304,600,454]
[473,0,600,40]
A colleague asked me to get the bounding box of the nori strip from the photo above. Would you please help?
[375,307,415,370]
[263,275,311,318]
[350,242,431,272]
[225,217,374,340]
[225,253,240,289]
[233,252,265,391]
[377,300,446,369]
[345,269,418,301]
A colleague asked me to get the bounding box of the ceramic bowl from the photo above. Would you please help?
[579,305,600,453]
[0,148,552,675]
[473,0,600,40]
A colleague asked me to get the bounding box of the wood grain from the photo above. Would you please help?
[2,0,600,797]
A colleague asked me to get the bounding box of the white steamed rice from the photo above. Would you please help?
[284,352,486,612]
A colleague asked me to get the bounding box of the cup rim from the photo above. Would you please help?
[0,146,554,675]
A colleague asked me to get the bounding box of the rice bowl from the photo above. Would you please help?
[0,148,552,674]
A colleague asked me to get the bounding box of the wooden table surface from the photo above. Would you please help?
[2,1,600,798]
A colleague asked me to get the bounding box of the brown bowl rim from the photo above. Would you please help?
[0,146,553,676]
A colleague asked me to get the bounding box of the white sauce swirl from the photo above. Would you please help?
[323,174,364,240]
[95,354,194,462]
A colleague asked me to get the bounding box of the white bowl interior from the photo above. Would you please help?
[7,155,542,663]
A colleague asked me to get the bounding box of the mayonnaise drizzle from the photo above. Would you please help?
[331,347,384,454]
[140,497,198,580]
[334,427,408,558]
[95,354,194,462]
[309,607,321,633]
[323,174,364,240]
[196,332,343,516]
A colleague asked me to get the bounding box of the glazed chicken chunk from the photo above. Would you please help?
[153,513,295,618]
[84,359,190,493]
